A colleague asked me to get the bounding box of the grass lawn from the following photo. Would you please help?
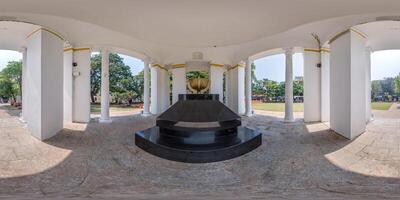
[91,103,140,113]
[252,102,304,112]
[371,102,393,110]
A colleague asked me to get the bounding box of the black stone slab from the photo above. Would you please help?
[135,126,262,163]
[157,100,240,123]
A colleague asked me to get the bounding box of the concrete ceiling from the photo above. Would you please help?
[0,21,38,51]
[356,21,400,51]
[0,0,400,63]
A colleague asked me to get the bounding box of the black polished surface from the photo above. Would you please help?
[135,94,262,163]
[135,126,261,163]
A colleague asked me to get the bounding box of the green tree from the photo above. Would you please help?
[395,73,400,96]
[293,81,304,96]
[90,53,143,103]
[0,60,22,100]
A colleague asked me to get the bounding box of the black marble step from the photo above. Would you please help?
[135,126,262,163]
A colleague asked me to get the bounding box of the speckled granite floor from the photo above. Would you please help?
[0,104,400,199]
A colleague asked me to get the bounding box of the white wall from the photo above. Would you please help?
[210,66,224,102]
[26,29,64,140]
[303,51,321,122]
[171,67,186,104]
[330,31,366,139]
[321,51,330,122]
[63,51,73,124]
[73,49,91,123]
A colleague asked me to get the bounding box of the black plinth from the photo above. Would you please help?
[135,94,262,163]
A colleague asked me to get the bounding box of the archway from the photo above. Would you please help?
[89,51,144,118]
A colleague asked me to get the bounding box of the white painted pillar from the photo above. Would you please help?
[63,49,73,124]
[321,50,330,122]
[72,48,91,123]
[227,64,245,114]
[284,48,294,122]
[171,67,186,104]
[365,47,372,123]
[303,49,321,122]
[150,65,159,114]
[26,29,64,140]
[159,68,170,112]
[210,65,225,102]
[100,49,111,123]
[142,58,151,115]
[244,58,253,116]
[20,47,27,122]
[330,30,366,139]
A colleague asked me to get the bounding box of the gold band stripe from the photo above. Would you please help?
[304,48,331,53]
[228,64,243,71]
[329,28,367,44]
[64,47,91,52]
[171,63,185,68]
[27,27,65,41]
[152,63,168,71]
[210,63,224,67]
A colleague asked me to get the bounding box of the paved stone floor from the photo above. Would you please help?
[0,104,399,199]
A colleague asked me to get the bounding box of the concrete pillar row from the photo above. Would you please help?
[20,47,27,122]
[284,48,294,122]
[99,48,111,123]
[303,49,321,122]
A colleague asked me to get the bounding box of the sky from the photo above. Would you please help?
[0,49,399,80]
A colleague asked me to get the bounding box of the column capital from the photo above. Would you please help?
[283,47,294,56]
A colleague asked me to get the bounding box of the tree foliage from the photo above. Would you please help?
[0,60,22,100]
[90,53,143,104]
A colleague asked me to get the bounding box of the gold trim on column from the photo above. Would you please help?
[303,48,331,53]
[64,47,91,52]
[171,63,185,68]
[152,63,168,71]
[26,27,65,41]
[227,64,243,71]
[303,48,321,53]
[210,63,224,67]
[328,28,367,44]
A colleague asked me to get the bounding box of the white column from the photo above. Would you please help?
[63,49,73,124]
[150,65,159,114]
[171,67,186,104]
[365,47,372,122]
[303,49,321,122]
[99,49,111,123]
[142,58,151,116]
[284,48,294,122]
[72,48,91,123]
[227,64,245,114]
[321,50,330,122]
[210,65,225,102]
[20,47,27,122]
[330,30,366,139]
[26,29,64,140]
[244,58,253,116]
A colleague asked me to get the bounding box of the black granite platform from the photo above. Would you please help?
[135,94,262,163]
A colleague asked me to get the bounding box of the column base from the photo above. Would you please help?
[283,118,295,123]
[99,118,112,123]
[142,111,152,117]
